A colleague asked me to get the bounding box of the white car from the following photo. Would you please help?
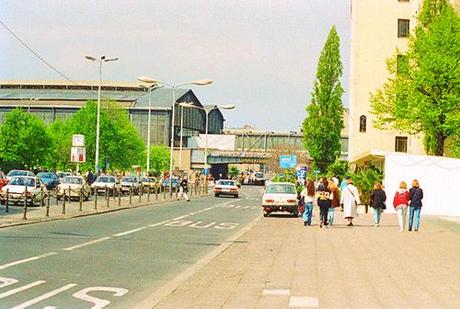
[1,176,47,206]
[57,176,91,201]
[91,176,119,195]
[262,182,298,217]
[214,179,239,198]
[6,170,35,181]
[120,176,140,194]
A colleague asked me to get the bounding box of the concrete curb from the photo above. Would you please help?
[135,214,263,309]
[0,194,211,229]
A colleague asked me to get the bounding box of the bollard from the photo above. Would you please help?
[118,188,121,207]
[105,185,108,202]
[106,188,110,208]
[155,186,159,200]
[23,187,28,220]
[5,188,9,213]
[138,185,142,203]
[62,189,66,215]
[46,191,50,217]
[68,186,72,205]
[129,186,133,206]
[40,187,44,208]
[94,190,98,209]
[79,188,83,212]
[163,186,166,199]
[190,184,193,197]
[147,185,150,202]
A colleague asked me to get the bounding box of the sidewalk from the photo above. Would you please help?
[154,210,460,309]
[0,188,209,228]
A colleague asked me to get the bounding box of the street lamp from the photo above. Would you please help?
[85,55,118,174]
[179,103,236,176]
[138,77,212,195]
[138,82,163,175]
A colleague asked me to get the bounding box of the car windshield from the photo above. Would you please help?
[122,177,137,183]
[255,173,264,178]
[62,177,83,185]
[218,180,235,186]
[96,176,115,183]
[37,172,55,178]
[8,170,32,177]
[265,184,296,194]
[57,172,71,178]
[10,177,36,187]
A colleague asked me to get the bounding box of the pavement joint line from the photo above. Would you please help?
[0,281,46,299]
[289,296,319,308]
[0,252,58,270]
[134,214,263,309]
[113,227,147,237]
[11,283,77,309]
[262,289,291,296]
[62,237,111,251]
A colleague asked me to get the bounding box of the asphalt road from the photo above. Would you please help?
[0,186,264,308]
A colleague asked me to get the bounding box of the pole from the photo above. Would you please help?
[95,59,102,174]
[146,86,152,173]
[204,109,209,175]
[179,104,184,172]
[168,86,176,196]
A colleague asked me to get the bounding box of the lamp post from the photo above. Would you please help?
[138,82,163,175]
[138,77,212,195]
[179,103,236,177]
[85,55,118,174]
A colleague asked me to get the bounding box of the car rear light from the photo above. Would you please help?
[215,188,222,191]
[230,188,237,192]
[264,199,274,203]
[287,199,297,203]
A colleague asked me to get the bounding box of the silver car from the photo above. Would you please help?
[1,176,47,206]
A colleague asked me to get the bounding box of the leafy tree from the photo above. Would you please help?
[303,26,345,171]
[148,145,170,177]
[370,0,460,156]
[326,159,349,180]
[351,166,383,206]
[229,166,240,179]
[0,108,51,169]
[47,119,73,171]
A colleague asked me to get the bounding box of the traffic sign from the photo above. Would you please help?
[72,134,85,147]
[279,155,297,169]
[71,147,86,163]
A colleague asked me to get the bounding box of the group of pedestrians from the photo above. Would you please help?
[298,177,424,231]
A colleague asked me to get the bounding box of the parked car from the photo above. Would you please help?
[120,176,141,194]
[0,176,47,206]
[214,179,239,198]
[141,176,158,192]
[161,177,179,191]
[6,170,35,181]
[56,171,72,181]
[57,176,91,201]
[0,171,8,190]
[90,175,119,195]
[37,172,60,189]
[262,182,298,217]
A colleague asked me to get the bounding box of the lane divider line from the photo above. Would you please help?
[0,252,58,270]
[113,227,147,237]
[0,281,46,299]
[11,283,77,309]
[62,237,111,251]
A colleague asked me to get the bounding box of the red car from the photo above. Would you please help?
[0,172,8,190]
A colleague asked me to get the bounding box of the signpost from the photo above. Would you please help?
[279,155,297,169]
[71,135,86,173]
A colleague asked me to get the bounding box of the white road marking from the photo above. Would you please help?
[262,289,290,296]
[113,227,147,237]
[11,283,77,309]
[0,252,58,270]
[0,281,46,299]
[73,286,128,309]
[63,237,111,251]
[189,221,216,229]
[171,215,190,220]
[289,296,319,308]
[0,277,18,288]
[148,220,171,227]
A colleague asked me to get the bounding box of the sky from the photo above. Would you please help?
[0,0,351,132]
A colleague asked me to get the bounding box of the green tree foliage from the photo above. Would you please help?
[326,159,349,180]
[0,108,51,169]
[148,145,170,177]
[303,26,345,171]
[351,166,384,206]
[370,0,460,156]
[229,166,240,179]
[48,119,73,171]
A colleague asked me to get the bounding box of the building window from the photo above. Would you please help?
[398,19,410,37]
[395,136,408,152]
[359,115,367,132]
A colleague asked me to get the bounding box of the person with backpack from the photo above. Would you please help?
[317,179,332,228]
[300,179,315,226]
[393,181,410,232]
[340,179,361,226]
[408,179,423,231]
[370,182,386,227]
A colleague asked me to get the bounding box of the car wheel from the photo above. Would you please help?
[234,194,238,198]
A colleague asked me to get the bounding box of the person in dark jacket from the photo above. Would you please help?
[317,179,332,228]
[408,179,423,231]
[370,182,386,227]
[178,177,190,202]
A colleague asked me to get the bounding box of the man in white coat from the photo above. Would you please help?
[340,179,361,226]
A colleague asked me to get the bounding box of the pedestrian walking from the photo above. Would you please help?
[178,177,190,202]
[393,181,410,232]
[408,179,423,231]
[328,179,340,226]
[340,179,361,226]
[317,179,332,228]
[370,182,386,227]
[300,179,315,226]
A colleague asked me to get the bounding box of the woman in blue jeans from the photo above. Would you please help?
[408,179,423,231]
[300,179,315,226]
